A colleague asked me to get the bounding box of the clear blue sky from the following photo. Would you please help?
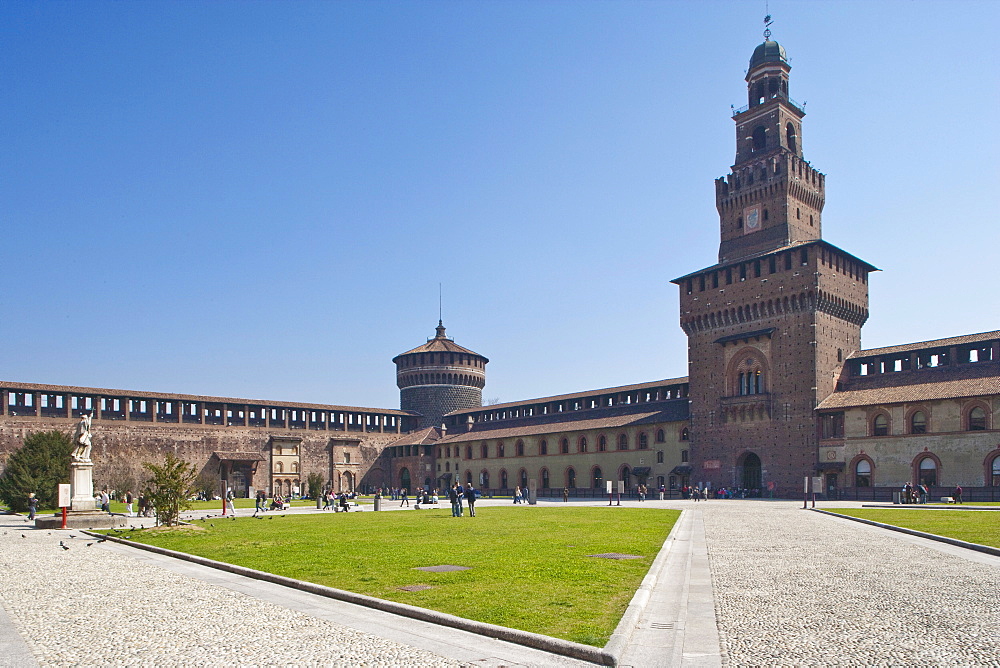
[2,1,998,409]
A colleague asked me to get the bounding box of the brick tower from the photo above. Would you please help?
[393,322,488,429]
[671,38,877,496]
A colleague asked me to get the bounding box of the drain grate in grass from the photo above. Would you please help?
[588,553,643,560]
[398,585,434,592]
[414,565,470,572]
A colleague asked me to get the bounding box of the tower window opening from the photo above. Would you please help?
[752,126,767,151]
[784,253,792,270]
[769,257,776,274]
[754,260,761,277]
[786,123,797,154]
[712,272,719,289]
[740,264,747,281]
[801,249,809,266]
[796,208,801,220]
[725,268,732,285]
[763,209,769,221]
[737,216,743,229]
[810,215,814,227]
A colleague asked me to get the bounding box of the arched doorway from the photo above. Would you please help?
[343,472,354,493]
[740,452,762,490]
[399,467,411,492]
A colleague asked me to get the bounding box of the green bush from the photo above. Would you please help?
[0,430,73,512]
[143,453,198,526]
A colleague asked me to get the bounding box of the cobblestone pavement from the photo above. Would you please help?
[0,515,463,667]
[701,501,1000,666]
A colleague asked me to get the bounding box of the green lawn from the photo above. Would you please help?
[106,506,679,645]
[828,508,1000,548]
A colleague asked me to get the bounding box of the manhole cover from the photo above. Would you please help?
[398,585,433,592]
[414,565,471,572]
[587,553,643,560]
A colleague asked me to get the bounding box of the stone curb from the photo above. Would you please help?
[810,509,1000,557]
[85,530,616,666]
[603,510,682,662]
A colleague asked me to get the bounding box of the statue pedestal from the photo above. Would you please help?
[70,460,96,512]
[35,459,127,529]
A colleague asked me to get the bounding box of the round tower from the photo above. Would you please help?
[393,321,488,430]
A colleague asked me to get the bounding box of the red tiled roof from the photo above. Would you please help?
[213,451,266,462]
[392,322,487,360]
[817,375,1000,409]
[438,401,689,443]
[385,427,443,447]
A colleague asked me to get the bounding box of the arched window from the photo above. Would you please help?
[991,456,1000,487]
[593,467,603,490]
[291,462,298,473]
[620,466,631,489]
[730,349,767,396]
[969,406,987,431]
[918,457,937,487]
[519,469,528,491]
[561,438,569,454]
[481,443,488,459]
[498,442,505,457]
[541,468,550,489]
[655,429,665,443]
[680,427,689,442]
[480,470,490,488]
[855,459,871,487]
[598,435,607,452]
[872,414,889,437]
[910,411,927,434]
[618,434,628,450]
[656,451,664,464]
[466,471,473,485]
[752,125,767,151]
[579,437,588,453]
[466,445,472,459]
[445,462,450,472]
[638,433,648,450]
[566,467,576,489]
[538,440,546,456]
[500,469,508,489]
[786,122,797,154]
[275,462,284,473]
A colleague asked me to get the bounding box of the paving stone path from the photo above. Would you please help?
[701,502,1000,666]
[2,501,999,666]
[0,516,462,667]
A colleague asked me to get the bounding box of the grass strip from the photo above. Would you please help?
[106,505,678,645]
[827,508,1000,548]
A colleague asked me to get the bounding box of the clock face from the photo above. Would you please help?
[744,205,761,234]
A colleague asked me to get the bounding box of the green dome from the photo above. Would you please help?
[749,40,788,70]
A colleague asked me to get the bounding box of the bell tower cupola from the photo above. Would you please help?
[716,35,825,264]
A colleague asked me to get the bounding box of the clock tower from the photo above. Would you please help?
[672,36,877,496]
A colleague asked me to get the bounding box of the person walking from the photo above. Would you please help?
[562,487,569,502]
[465,483,477,517]
[400,488,409,507]
[514,486,522,504]
[455,482,464,516]
[27,492,37,521]
[954,484,964,504]
[448,484,460,517]
[226,487,237,516]
[125,490,134,517]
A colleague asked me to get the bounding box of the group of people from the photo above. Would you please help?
[319,489,354,512]
[252,489,295,514]
[447,482,477,516]
[900,482,931,504]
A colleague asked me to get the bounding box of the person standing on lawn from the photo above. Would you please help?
[465,483,477,517]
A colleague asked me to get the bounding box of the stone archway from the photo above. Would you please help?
[739,452,762,490]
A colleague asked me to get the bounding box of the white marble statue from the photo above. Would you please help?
[72,413,93,462]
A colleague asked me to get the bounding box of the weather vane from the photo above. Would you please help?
[763,2,774,41]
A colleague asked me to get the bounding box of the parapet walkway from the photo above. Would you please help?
[0,499,997,666]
